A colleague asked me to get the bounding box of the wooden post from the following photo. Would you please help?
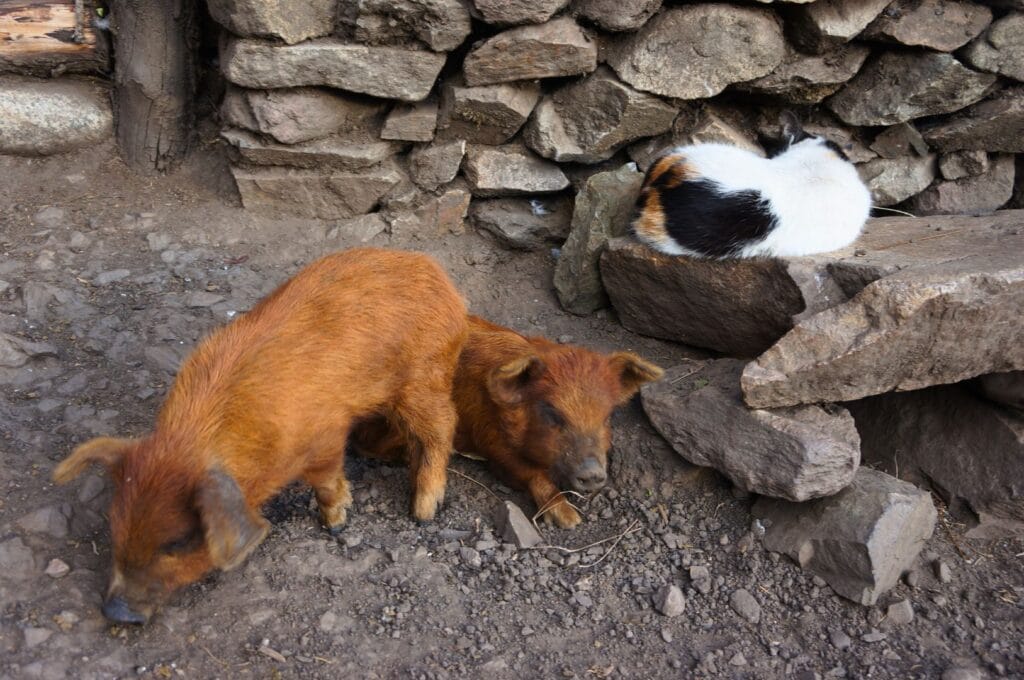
[111,0,198,173]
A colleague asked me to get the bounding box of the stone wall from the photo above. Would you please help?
[212,0,1024,232]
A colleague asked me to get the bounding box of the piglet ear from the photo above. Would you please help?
[53,437,137,483]
[488,356,545,405]
[779,110,804,145]
[196,468,269,571]
[608,352,664,403]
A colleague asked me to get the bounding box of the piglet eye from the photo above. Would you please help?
[538,401,566,428]
[160,530,201,554]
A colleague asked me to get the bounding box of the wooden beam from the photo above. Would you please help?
[0,1,108,75]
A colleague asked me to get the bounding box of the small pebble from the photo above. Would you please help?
[459,547,482,569]
[829,628,852,650]
[935,560,953,584]
[729,652,747,667]
[861,630,887,643]
[730,588,761,624]
[886,599,914,626]
[24,627,52,648]
[53,610,80,631]
[653,585,686,617]
[44,558,70,578]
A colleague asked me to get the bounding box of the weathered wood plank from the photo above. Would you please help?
[0,1,108,75]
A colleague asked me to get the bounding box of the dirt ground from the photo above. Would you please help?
[0,138,1021,680]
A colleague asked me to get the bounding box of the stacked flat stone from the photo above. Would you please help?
[205,0,1022,229]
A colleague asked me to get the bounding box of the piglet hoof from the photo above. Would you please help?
[319,505,348,534]
[412,487,445,523]
[543,502,582,529]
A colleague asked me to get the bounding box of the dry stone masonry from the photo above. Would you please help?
[195,0,1023,248]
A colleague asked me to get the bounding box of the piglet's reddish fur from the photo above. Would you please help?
[352,315,663,528]
[53,248,467,624]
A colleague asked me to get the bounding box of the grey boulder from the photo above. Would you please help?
[554,164,643,315]
[754,468,936,605]
[642,361,861,501]
[0,77,112,156]
[607,5,785,100]
[828,52,996,126]
[523,66,677,164]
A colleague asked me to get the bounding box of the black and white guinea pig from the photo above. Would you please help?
[631,112,871,259]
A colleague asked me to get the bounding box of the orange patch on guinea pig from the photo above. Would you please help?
[634,190,668,245]
[646,153,692,190]
[647,154,682,186]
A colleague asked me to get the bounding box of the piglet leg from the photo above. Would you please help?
[305,456,353,535]
[397,390,458,522]
[528,474,582,529]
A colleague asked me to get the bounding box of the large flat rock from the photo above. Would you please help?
[603,211,1024,358]
[221,38,447,102]
[208,0,334,45]
[754,468,937,606]
[230,164,403,219]
[437,80,540,145]
[462,144,570,197]
[523,66,676,164]
[849,383,1024,538]
[473,0,569,25]
[861,0,991,52]
[607,5,785,100]
[349,0,471,52]
[642,361,860,502]
[222,87,387,145]
[828,52,996,126]
[921,87,1024,153]
[742,214,1024,407]
[462,17,597,86]
[470,196,573,251]
[573,0,663,32]
[789,0,892,53]
[600,239,806,357]
[0,77,112,156]
[736,45,870,105]
[221,129,397,170]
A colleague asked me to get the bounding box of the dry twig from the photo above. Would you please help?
[447,466,502,502]
[200,644,229,668]
[669,367,703,384]
[531,490,587,529]
[581,519,643,569]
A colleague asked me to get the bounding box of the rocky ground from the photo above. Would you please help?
[1,142,1022,680]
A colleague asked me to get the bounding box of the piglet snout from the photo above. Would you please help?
[572,458,607,492]
[102,596,148,625]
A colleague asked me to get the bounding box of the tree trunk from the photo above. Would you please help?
[112,0,198,173]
